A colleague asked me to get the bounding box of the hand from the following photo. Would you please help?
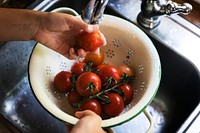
[34,12,106,59]
[0,8,106,59]
[70,110,106,133]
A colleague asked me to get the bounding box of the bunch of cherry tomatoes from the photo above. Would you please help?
[53,50,135,118]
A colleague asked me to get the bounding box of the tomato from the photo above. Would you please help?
[84,50,104,66]
[76,72,101,97]
[80,99,102,116]
[96,63,108,72]
[118,84,134,105]
[76,31,103,51]
[53,71,72,93]
[68,90,83,106]
[118,64,134,77]
[70,61,86,76]
[102,93,124,117]
[99,65,121,86]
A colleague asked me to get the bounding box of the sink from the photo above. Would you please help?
[0,0,199,133]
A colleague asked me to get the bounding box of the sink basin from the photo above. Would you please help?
[0,0,199,133]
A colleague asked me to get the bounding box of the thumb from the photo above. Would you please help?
[75,110,96,119]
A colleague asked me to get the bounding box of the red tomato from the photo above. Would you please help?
[96,63,108,71]
[68,90,83,106]
[53,71,72,93]
[76,31,103,51]
[99,65,121,86]
[76,72,101,97]
[118,84,134,105]
[84,50,104,66]
[70,61,86,76]
[102,93,124,117]
[80,99,102,116]
[118,64,134,77]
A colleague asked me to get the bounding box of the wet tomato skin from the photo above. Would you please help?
[118,84,134,105]
[80,99,102,116]
[76,72,101,97]
[70,61,86,76]
[53,71,72,93]
[118,64,134,77]
[76,31,103,52]
[102,93,124,117]
[99,65,121,85]
[68,90,83,106]
[96,63,108,72]
[84,50,104,67]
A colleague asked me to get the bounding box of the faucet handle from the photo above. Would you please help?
[137,0,193,29]
[166,1,192,15]
[81,0,109,24]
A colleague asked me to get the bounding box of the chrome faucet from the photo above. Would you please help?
[81,0,192,29]
[137,0,192,29]
[81,0,109,24]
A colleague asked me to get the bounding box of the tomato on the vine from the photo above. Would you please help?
[118,64,134,77]
[70,61,86,76]
[53,71,72,93]
[118,84,134,105]
[68,90,83,106]
[84,50,104,66]
[76,72,101,97]
[96,63,108,72]
[102,93,124,117]
[99,65,121,86]
[80,99,102,116]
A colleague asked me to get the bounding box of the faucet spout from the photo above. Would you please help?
[81,0,109,24]
[137,0,192,29]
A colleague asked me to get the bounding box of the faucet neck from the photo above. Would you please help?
[81,0,109,24]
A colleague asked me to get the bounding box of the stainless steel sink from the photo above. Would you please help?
[0,0,199,133]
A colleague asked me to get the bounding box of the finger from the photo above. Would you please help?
[77,49,87,58]
[99,32,107,46]
[91,47,100,54]
[68,48,78,59]
[75,110,96,119]
[73,17,99,33]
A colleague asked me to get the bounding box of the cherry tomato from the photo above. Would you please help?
[99,65,121,86]
[118,84,134,105]
[70,61,86,76]
[53,71,72,93]
[76,72,101,97]
[96,63,108,72]
[118,64,134,77]
[68,90,83,106]
[102,93,124,117]
[76,31,103,52]
[84,50,104,66]
[80,99,102,116]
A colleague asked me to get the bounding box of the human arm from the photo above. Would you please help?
[0,8,106,58]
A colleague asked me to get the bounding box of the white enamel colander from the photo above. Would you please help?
[28,8,161,129]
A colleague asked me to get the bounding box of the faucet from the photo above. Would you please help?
[81,0,192,29]
[81,0,109,24]
[137,0,192,29]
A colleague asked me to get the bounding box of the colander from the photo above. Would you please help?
[28,13,161,128]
